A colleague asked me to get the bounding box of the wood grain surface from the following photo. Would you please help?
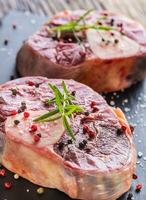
[0,11,146,200]
[0,0,146,27]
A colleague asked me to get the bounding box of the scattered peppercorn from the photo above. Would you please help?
[110,18,114,26]
[18,102,27,113]
[4,39,8,46]
[4,182,12,189]
[58,142,64,150]
[84,111,89,116]
[103,13,108,16]
[27,81,35,86]
[138,151,143,158]
[133,174,138,180]
[21,102,27,110]
[24,111,30,118]
[88,130,96,139]
[83,124,89,134]
[30,124,38,133]
[14,174,19,179]
[114,39,119,44]
[127,193,133,200]
[130,125,134,133]
[10,75,15,80]
[121,32,125,35]
[18,108,23,113]
[18,107,26,113]
[21,101,26,106]
[12,22,17,29]
[101,38,105,42]
[106,40,110,45]
[117,23,123,28]
[33,134,41,143]
[43,99,49,106]
[37,133,41,138]
[0,169,6,176]
[71,91,76,96]
[14,119,20,125]
[35,83,40,88]
[67,139,72,144]
[79,140,87,150]
[37,187,44,194]
[97,21,102,25]
[10,88,18,96]
[111,32,114,36]
[117,128,123,135]
[135,183,142,192]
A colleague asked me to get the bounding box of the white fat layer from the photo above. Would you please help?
[86,29,140,59]
[5,110,65,146]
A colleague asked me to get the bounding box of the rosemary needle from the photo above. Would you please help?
[34,81,84,140]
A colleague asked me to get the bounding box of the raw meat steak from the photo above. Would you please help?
[0,77,136,200]
[16,10,146,92]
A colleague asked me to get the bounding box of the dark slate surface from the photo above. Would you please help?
[0,11,146,200]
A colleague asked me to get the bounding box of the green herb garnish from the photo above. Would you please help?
[34,81,84,140]
[49,9,113,36]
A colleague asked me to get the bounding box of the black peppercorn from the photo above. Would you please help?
[18,109,22,113]
[4,39,8,46]
[67,139,72,144]
[14,120,20,125]
[106,40,110,45]
[35,83,40,88]
[101,38,105,42]
[43,100,49,106]
[71,91,76,96]
[36,133,41,138]
[20,101,27,111]
[84,111,89,116]
[114,39,119,44]
[12,23,17,29]
[10,75,14,80]
[97,21,102,25]
[21,101,26,106]
[130,125,134,133]
[110,18,114,26]
[127,193,133,200]
[10,88,18,96]
[58,142,64,150]
[79,140,87,150]
[117,128,123,135]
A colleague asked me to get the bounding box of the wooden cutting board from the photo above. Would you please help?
[0,11,146,200]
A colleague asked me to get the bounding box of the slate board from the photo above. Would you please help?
[0,11,146,200]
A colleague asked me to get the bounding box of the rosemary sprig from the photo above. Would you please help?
[34,81,84,140]
[76,9,94,24]
[49,9,113,34]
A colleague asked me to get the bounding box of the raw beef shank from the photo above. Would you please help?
[16,10,146,92]
[0,77,136,200]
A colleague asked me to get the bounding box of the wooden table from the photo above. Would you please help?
[0,0,146,27]
[0,1,146,200]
